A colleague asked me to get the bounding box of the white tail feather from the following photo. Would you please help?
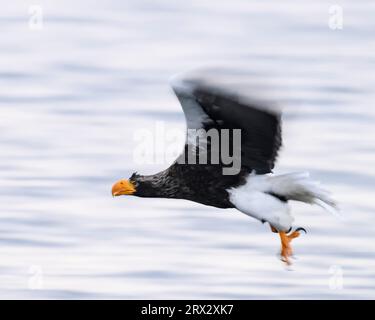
[268,172,338,214]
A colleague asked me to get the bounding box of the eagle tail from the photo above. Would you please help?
[269,172,338,215]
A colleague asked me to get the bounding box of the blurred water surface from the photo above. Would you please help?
[0,0,375,299]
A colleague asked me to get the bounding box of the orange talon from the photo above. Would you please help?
[270,225,305,265]
[279,232,292,265]
[278,230,302,265]
[288,231,301,240]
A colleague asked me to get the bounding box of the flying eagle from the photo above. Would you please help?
[112,74,336,265]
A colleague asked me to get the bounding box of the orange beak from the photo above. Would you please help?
[111,179,136,196]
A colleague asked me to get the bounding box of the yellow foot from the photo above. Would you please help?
[278,229,304,265]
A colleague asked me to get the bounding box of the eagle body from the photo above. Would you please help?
[130,164,246,209]
[112,72,337,264]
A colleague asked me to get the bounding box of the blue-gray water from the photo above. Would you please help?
[0,0,375,299]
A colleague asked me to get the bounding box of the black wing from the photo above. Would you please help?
[171,75,282,174]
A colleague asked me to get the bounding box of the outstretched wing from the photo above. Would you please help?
[171,75,282,174]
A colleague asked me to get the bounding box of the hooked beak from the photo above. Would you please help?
[111,179,136,197]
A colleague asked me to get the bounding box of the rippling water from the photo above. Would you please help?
[1,0,375,299]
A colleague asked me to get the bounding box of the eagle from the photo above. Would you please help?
[112,73,336,265]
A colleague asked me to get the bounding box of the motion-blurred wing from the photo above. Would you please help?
[171,75,282,174]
